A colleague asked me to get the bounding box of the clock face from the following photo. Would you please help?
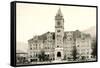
[57,21,60,26]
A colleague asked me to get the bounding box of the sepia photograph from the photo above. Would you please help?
[12,1,97,66]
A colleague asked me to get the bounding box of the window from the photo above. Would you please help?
[45,47,47,49]
[91,56,93,58]
[77,45,79,47]
[36,44,37,49]
[57,35,61,37]
[57,30,61,32]
[36,44,37,46]
[36,54,38,57]
[30,47,32,50]
[30,55,32,57]
[70,38,72,40]
[57,45,59,47]
[82,38,85,40]
[47,54,49,57]
[87,52,89,54]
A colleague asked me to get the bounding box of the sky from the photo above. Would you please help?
[16,3,96,44]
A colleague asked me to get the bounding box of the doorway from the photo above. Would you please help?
[57,52,61,57]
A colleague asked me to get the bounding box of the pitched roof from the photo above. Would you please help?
[28,30,91,42]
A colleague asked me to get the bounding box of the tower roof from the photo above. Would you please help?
[56,8,63,16]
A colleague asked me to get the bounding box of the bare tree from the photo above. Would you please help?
[91,39,97,58]
[72,46,77,61]
[38,50,49,61]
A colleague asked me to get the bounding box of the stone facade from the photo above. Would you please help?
[28,8,92,62]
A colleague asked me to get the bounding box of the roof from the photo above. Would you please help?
[28,30,91,42]
[56,8,63,16]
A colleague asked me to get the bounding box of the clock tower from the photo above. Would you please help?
[55,8,64,60]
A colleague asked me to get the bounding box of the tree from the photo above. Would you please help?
[38,54,42,61]
[91,39,97,58]
[72,46,77,61]
[38,50,50,61]
[63,55,67,60]
[45,55,49,61]
[38,50,45,61]
[41,51,45,61]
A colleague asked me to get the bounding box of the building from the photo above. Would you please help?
[28,8,92,62]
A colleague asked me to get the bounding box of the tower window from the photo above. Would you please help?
[57,45,59,47]
[57,35,60,37]
[57,30,61,32]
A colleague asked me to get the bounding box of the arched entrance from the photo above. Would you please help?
[57,52,61,57]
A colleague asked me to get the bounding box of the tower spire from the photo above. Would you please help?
[55,8,64,60]
[56,8,63,16]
